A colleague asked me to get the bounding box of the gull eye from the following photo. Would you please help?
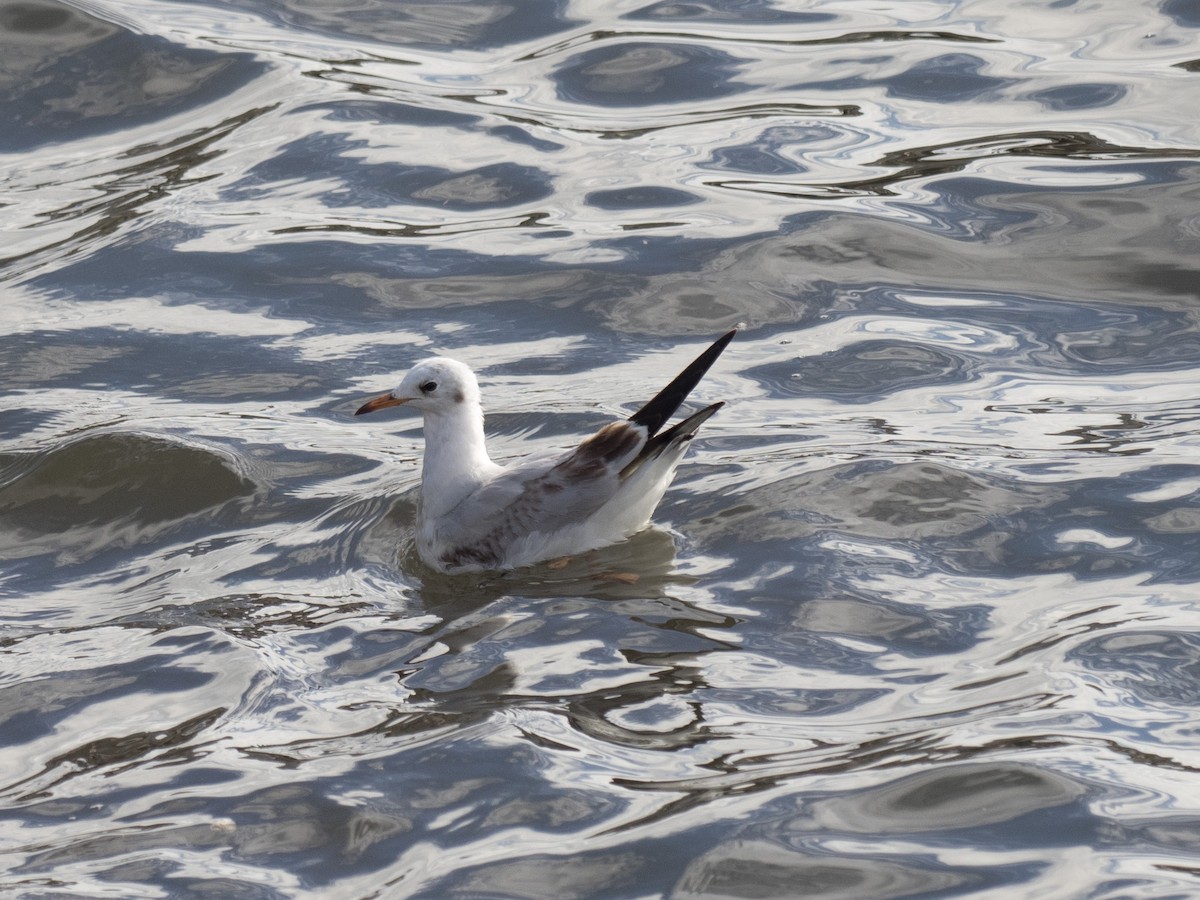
[420,380,438,394]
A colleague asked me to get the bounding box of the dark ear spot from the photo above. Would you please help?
[454,390,465,404]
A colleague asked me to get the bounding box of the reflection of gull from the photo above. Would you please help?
[356,331,736,574]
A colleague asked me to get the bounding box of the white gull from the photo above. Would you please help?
[355,330,735,574]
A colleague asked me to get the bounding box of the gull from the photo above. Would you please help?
[355,330,735,574]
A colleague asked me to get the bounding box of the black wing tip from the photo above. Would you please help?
[700,328,738,361]
[628,329,737,436]
[656,401,724,445]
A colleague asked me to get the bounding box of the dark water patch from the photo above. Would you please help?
[697,456,1200,587]
[754,340,971,403]
[0,433,252,532]
[741,135,1200,204]
[0,649,215,752]
[214,784,413,879]
[0,339,125,388]
[705,685,888,718]
[582,254,832,335]
[748,293,1200,392]
[798,52,1016,103]
[307,619,434,682]
[873,134,1200,180]
[222,493,395,586]
[349,741,626,850]
[1162,0,1200,28]
[0,327,323,398]
[691,460,1064,548]
[993,477,1200,585]
[306,95,567,153]
[366,161,553,212]
[730,561,996,668]
[14,781,411,882]
[298,98,481,130]
[553,41,750,107]
[656,764,1093,896]
[162,0,578,49]
[95,747,626,889]
[13,705,224,805]
[624,1,835,25]
[552,99,860,140]
[26,234,525,317]
[743,170,1200,314]
[487,123,567,152]
[131,592,382,642]
[1051,412,1163,456]
[885,53,1017,102]
[820,763,1089,838]
[724,608,905,676]
[398,591,727,700]
[1027,82,1127,110]
[703,123,839,175]
[177,371,325,400]
[565,680,710,753]
[795,594,987,658]
[228,132,555,211]
[2,105,275,280]
[1112,815,1200,861]
[128,871,289,900]
[0,407,58,441]
[40,159,1195,353]
[0,432,256,569]
[674,841,976,899]
[330,162,1164,331]
[1070,631,1200,708]
[1057,310,1200,370]
[13,818,240,876]
[0,0,266,152]
[684,455,1200,586]
[585,186,702,209]
[310,89,572,158]
[271,210,559,240]
[413,849,647,899]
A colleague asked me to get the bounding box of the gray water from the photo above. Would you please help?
[3,0,1200,897]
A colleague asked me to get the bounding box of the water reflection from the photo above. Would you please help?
[0,432,255,563]
[173,0,578,49]
[553,42,750,107]
[0,0,264,152]
[4,0,1200,894]
[625,1,834,27]
[677,842,970,900]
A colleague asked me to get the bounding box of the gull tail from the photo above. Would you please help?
[621,401,724,480]
[628,329,736,438]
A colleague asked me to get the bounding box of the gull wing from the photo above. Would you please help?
[432,421,646,569]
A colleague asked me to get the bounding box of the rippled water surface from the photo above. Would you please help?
[3,0,1200,896]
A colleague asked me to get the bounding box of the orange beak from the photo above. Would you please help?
[355,393,409,416]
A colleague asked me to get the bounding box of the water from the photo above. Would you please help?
[3,0,1200,896]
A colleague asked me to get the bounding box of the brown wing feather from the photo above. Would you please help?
[555,422,644,479]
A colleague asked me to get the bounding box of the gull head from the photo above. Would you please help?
[355,357,481,418]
